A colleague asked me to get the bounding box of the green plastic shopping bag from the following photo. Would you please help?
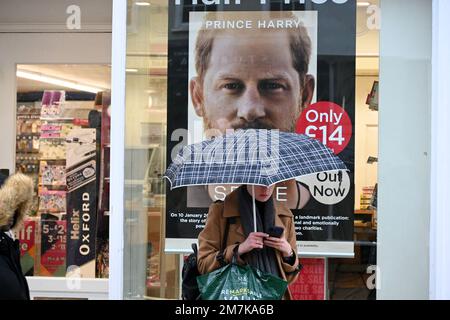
[196,260,288,300]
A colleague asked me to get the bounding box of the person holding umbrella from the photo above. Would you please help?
[197,183,300,300]
[164,129,347,300]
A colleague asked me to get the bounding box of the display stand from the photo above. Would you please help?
[36,91,69,277]
[27,277,108,300]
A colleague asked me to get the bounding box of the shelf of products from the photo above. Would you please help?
[16,102,42,215]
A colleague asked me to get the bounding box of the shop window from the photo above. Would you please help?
[14,64,111,280]
[124,0,380,300]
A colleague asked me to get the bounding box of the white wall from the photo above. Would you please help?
[0,0,112,31]
[378,0,431,299]
[0,32,111,172]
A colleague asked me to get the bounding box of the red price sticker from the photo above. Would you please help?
[296,101,352,155]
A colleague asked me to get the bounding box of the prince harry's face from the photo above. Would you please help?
[190,29,315,136]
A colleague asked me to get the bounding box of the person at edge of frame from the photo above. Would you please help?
[198,184,302,300]
[0,173,33,300]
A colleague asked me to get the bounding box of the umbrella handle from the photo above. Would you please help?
[252,184,257,233]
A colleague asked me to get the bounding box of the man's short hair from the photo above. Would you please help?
[195,11,312,86]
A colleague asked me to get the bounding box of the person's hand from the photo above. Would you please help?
[238,232,268,255]
[263,236,293,258]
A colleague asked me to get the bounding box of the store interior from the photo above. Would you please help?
[14,64,111,279]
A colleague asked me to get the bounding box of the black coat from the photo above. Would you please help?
[0,232,30,300]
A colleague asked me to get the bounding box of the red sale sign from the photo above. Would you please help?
[39,219,67,277]
[17,219,36,257]
[289,258,326,300]
[296,101,352,155]
[16,219,36,276]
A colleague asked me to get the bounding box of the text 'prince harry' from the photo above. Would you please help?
[205,18,304,30]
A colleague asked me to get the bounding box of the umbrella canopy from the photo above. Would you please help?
[164,129,348,233]
[164,129,347,189]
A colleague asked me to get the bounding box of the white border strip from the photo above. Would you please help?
[0,23,112,33]
[109,0,127,300]
[430,0,450,300]
[27,277,108,300]
[165,238,354,258]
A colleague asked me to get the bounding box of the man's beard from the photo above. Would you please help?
[203,115,298,133]
[231,120,276,130]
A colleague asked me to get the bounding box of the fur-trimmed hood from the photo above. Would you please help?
[0,173,34,231]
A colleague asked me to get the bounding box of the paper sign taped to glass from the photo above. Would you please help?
[39,216,67,277]
[165,1,356,257]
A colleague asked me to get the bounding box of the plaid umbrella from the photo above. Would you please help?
[164,129,347,232]
[164,129,346,188]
